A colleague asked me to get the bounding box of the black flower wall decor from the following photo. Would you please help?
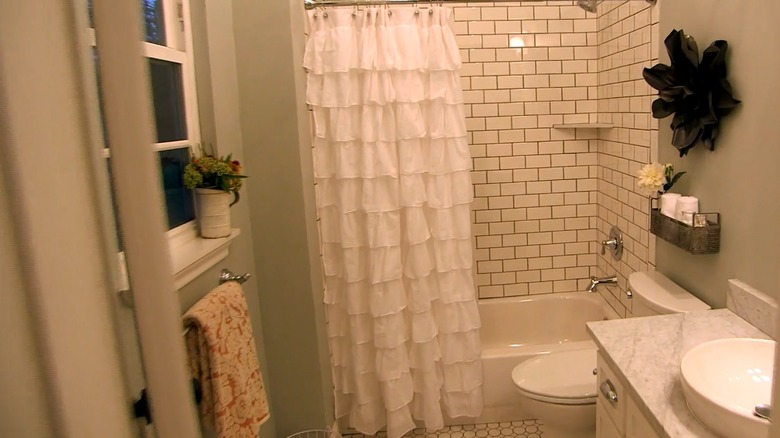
[643,29,741,156]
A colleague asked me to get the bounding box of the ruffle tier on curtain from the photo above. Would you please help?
[303,6,483,438]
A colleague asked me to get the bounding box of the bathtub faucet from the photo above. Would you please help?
[585,276,617,292]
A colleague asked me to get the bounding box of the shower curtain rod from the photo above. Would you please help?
[304,0,552,10]
[303,0,655,10]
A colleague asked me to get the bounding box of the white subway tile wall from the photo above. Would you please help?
[594,0,660,316]
[310,1,661,312]
[452,1,601,299]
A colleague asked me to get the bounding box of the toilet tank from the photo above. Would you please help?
[628,271,711,316]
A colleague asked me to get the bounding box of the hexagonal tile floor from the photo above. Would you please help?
[342,420,545,438]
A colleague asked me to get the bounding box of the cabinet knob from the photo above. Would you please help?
[600,379,618,405]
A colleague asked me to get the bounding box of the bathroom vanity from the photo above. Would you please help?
[587,309,769,437]
[594,350,660,438]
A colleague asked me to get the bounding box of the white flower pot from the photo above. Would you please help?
[194,188,232,238]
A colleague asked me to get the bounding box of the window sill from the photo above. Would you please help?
[169,228,240,289]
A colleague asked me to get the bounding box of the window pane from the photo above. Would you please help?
[142,0,166,45]
[159,148,195,229]
[87,0,94,28]
[148,59,187,143]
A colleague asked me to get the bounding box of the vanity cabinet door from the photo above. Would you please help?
[626,394,661,438]
[597,399,623,438]
[597,352,626,435]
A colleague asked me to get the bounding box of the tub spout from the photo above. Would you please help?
[586,275,617,292]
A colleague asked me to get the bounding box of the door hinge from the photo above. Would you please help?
[133,389,152,425]
[132,380,203,425]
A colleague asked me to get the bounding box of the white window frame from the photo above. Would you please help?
[94,0,199,239]
[145,0,202,244]
[93,0,237,289]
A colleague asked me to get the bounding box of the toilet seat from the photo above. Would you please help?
[511,349,598,405]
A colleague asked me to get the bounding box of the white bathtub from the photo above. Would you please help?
[474,292,619,423]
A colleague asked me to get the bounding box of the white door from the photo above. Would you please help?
[0,0,200,436]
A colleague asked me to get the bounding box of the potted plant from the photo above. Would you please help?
[183,149,247,238]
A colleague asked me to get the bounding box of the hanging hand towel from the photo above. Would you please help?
[183,281,270,438]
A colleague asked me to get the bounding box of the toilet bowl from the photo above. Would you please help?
[512,349,597,438]
[510,271,711,438]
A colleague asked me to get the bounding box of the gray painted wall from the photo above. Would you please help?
[183,1,280,436]
[656,0,780,307]
[231,0,334,435]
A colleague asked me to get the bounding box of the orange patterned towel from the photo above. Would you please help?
[184,282,270,438]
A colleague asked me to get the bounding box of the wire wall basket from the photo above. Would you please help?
[650,205,720,255]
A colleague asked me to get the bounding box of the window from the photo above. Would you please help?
[91,0,237,289]
[143,0,201,232]
[91,0,200,235]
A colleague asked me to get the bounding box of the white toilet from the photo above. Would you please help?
[510,271,710,438]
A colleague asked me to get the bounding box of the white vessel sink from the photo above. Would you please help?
[681,338,775,438]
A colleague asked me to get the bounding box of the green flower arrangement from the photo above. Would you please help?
[183,149,247,204]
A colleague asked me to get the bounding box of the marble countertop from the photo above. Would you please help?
[587,309,770,438]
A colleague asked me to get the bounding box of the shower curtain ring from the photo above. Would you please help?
[352,5,358,16]
[414,4,420,15]
[321,6,328,18]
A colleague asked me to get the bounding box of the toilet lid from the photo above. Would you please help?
[511,349,597,404]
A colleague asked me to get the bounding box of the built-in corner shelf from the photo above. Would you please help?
[552,123,615,129]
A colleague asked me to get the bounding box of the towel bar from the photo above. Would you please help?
[219,268,251,285]
[182,268,250,335]
[118,268,250,309]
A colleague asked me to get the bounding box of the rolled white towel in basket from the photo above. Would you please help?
[659,192,681,218]
[675,196,699,225]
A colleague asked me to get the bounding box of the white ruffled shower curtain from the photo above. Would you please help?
[303,6,482,437]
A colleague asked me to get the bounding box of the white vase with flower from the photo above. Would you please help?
[183,150,246,238]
